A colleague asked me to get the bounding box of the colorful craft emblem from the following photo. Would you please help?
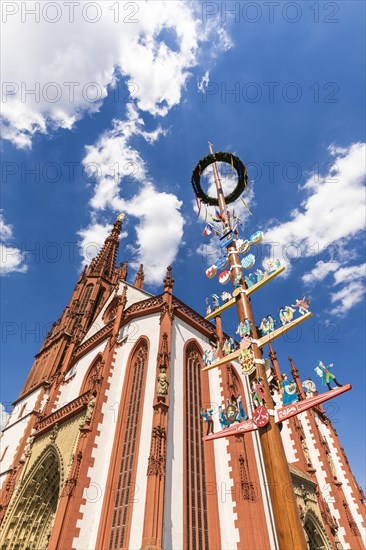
[216,256,228,269]
[218,270,231,284]
[219,230,234,248]
[226,403,239,425]
[239,348,256,375]
[241,254,255,269]
[252,405,270,428]
[236,239,251,254]
[206,265,217,278]
[249,231,264,245]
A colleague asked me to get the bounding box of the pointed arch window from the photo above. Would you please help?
[105,339,149,550]
[184,344,209,550]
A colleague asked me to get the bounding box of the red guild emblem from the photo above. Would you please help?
[252,405,270,428]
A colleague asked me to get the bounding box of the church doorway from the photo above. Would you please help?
[304,515,330,550]
[0,447,61,549]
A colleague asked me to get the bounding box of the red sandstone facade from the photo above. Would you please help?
[0,220,365,549]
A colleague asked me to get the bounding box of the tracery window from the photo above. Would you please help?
[184,345,209,550]
[108,339,148,550]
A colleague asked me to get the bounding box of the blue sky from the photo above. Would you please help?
[1,1,365,487]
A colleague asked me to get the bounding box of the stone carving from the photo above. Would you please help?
[157,367,169,397]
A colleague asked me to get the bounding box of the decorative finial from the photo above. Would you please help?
[117,213,125,222]
[163,265,174,291]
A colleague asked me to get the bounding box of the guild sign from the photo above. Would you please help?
[226,403,239,425]
[239,347,256,376]
[252,405,270,428]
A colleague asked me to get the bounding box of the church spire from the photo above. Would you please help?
[134,264,145,290]
[88,214,124,280]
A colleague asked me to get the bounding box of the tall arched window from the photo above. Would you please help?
[184,344,209,550]
[97,338,149,550]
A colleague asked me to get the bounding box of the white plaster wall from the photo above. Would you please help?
[209,365,240,550]
[163,318,215,550]
[54,341,108,411]
[0,388,44,488]
[73,314,160,550]
[81,282,153,343]
[300,412,349,548]
[280,420,298,464]
[4,388,42,429]
[316,415,366,541]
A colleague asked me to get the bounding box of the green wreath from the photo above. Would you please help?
[191,152,248,206]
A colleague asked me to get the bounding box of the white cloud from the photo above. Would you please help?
[266,143,366,264]
[330,281,365,316]
[0,212,27,275]
[302,260,340,285]
[303,261,365,316]
[197,70,210,93]
[333,263,366,286]
[1,1,232,148]
[79,103,183,284]
[330,263,365,315]
[2,2,233,281]
[78,183,184,285]
[124,184,184,284]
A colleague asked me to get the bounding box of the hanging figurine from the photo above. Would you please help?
[221,290,232,302]
[200,407,214,436]
[234,271,244,289]
[211,293,220,309]
[236,393,248,421]
[203,349,213,367]
[236,318,252,338]
[281,374,299,405]
[205,298,212,316]
[218,406,229,430]
[252,378,266,408]
[244,273,257,288]
[267,315,276,332]
[265,257,281,274]
[255,269,265,282]
[222,338,232,356]
[259,317,271,336]
[314,361,343,391]
[279,305,296,325]
[225,398,239,425]
[292,295,311,315]
[302,377,317,398]
[229,337,236,353]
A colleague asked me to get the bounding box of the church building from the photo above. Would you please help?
[0,217,365,549]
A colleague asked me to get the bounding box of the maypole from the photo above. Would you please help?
[192,144,351,550]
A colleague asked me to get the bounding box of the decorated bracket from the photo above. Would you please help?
[203,384,351,442]
[245,266,285,297]
[202,312,312,372]
[204,266,286,320]
[257,311,312,348]
[275,384,351,422]
[202,348,242,372]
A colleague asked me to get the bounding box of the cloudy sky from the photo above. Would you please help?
[1,1,365,485]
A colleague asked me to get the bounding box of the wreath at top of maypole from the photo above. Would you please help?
[191,151,248,206]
